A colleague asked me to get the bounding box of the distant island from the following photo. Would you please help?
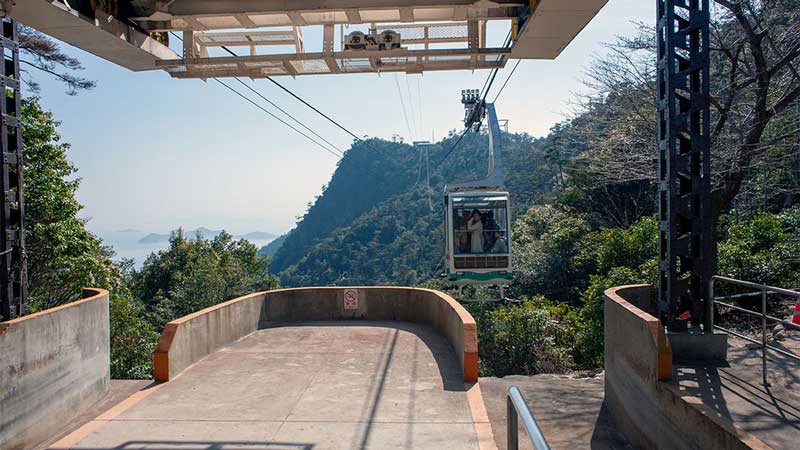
[138,227,276,244]
[117,228,142,233]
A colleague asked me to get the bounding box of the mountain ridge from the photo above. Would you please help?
[269,131,564,287]
[139,227,276,244]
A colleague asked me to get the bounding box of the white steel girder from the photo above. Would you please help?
[3,0,608,76]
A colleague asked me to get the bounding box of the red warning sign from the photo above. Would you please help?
[344,289,359,310]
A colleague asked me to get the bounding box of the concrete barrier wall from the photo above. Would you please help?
[154,287,478,383]
[0,289,110,450]
[604,285,768,450]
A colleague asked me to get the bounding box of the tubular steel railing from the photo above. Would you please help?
[507,386,551,450]
[710,275,800,386]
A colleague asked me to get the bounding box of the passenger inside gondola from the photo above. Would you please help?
[456,211,469,254]
[467,209,484,253]
[490,231,507,253]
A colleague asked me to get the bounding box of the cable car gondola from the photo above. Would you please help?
[444,90,513,301]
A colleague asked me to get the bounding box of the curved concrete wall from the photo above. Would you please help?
[604,285,768,450]
[154,287,478,383]
[0,288,110,450]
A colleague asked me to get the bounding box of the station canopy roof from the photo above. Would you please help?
[7,0,608,77]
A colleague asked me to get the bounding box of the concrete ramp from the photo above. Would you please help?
[53,321,484,450]
[50,288,493,450]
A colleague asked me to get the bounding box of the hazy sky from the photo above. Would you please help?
[29,0,654,236]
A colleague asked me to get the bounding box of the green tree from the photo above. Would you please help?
[131,229,280,330]
[22,97,118,311]
[21,97,154,379]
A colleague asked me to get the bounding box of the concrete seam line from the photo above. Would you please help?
[466,382,498,450]
[46,382,165,450]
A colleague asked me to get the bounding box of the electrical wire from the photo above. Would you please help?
[215,78,342,158]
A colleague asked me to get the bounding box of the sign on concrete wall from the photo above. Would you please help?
[343,289,359,310]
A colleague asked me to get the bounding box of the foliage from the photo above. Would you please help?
[510,205,592,302]
[271,130,560,286]
[108,275,159,379]
[20,97,153,378]
[131,230,280,331]
[466,297,576,377]
[22,97,120,312]
[576,1,800,222]
[19,26,95,95]
[717,207,800,288]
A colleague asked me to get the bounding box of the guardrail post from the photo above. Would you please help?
[507,394,518,450]
[761,286,769,387]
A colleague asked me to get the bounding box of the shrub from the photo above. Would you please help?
[468,297,576,377]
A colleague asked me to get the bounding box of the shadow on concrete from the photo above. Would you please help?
[673,356,800,448]
[354,328,400,450]
[673,366,733,420]
[72,442,313,449]
[589,401,635,450]
[269,320,466,391]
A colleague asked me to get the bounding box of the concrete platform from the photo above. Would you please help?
[672,334,800,450]
[34,380,151,450]
[57,321,482,450]
[479,374,632,450]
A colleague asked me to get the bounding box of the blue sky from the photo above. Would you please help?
[28,0,653,236]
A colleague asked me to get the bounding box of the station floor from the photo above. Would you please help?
[54,321,482,450]
[671,333,800,450]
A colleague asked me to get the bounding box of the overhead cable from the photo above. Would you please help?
[217,44,363,142]
[215,78,342,158]
[233,78,344,154]
[394,73,416,142]
[492,59,522,103]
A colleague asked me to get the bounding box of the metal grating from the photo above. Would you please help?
[374,22,469,42]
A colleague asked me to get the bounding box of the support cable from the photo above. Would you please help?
[394,73,415,142]
[437,29,513,164]
[405,74,419,141]
[492,59,522,103]
[218,43,362,142]
[171,32,359,148]
[233,78,344,154]
[215,78,342,158]
[437,126,474,164]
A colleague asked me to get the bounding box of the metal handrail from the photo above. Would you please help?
[710,275,800,386]
[507,386,551,450]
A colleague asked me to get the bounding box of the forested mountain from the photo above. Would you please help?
[269,130,564,286]
[269,138,418,274]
